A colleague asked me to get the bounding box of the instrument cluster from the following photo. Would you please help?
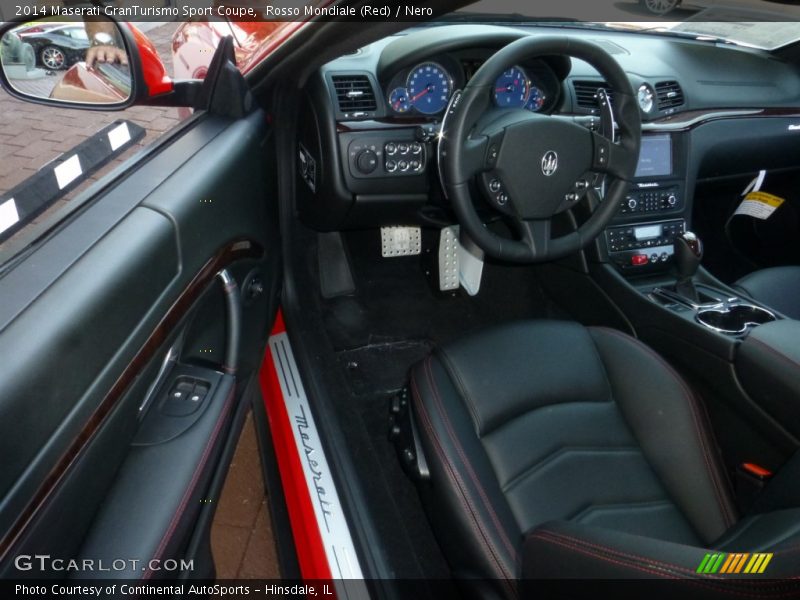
[385,57,559,117]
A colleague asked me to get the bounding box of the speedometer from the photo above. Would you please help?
[494,66,530,108]
[406,62,452,115]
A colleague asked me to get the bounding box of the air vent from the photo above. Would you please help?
[655,81,684,110]
[332,74,376,115]
[573,80,612,110]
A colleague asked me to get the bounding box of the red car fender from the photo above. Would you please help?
[125,23,174,98]
[50,63,128,103]
[239,21,307,75]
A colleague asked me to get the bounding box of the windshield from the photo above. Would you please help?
[455,0,800,51]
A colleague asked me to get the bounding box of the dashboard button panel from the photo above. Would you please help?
[345,135,427,179]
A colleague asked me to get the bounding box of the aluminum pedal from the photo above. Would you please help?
[381,226,421,257]
[438,226,460,291]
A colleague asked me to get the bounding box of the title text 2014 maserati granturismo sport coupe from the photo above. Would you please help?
[1,1,800,598]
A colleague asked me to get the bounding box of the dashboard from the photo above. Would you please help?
[295,23,800,273]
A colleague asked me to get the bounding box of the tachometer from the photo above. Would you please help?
[494,66,530,108]
[406,62,452,115]
[389,87,411,113]
[525,85,547,112]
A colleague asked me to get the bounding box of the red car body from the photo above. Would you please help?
[171,20,282,81]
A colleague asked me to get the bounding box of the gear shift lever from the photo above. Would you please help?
[674,231,703,303]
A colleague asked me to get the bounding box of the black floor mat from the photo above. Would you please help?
[338,339,433,396]
[288,224,567,585]
[323,229,564,353]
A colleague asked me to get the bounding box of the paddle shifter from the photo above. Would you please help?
[674,231,703,303]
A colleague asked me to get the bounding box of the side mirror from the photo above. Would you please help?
[0,17,196,110]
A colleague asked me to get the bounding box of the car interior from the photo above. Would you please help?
[1,2,800,598]
[281,14,800,598]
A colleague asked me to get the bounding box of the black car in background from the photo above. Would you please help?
[21,25,89,71]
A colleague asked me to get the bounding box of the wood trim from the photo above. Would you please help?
[644,107,800,132]
[653,107,800,124]
[336,117,432,132]
[0,238,263,563]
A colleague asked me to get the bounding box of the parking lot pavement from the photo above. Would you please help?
[0,23,184,251]
[9,71,66,98]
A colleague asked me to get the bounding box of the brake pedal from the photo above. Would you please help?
[438,226,460,291]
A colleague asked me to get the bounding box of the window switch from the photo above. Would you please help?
[162,378,209,417]
[188,382,209,404]
[176,381,194,393]
[168,380,194,402]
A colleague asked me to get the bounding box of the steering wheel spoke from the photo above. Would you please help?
[519,219,551,256]
[463,134,491,178]
[591,130,637,181]
[440,130,491,187]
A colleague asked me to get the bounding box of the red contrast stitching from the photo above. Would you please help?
[410,372,518,597]
[529,532,800,598]
[535,528,798,588]
[592,327,736,528]
[142,387,236,580]
[424,357,520,561]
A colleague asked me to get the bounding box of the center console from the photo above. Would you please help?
[651,284,777,337]
[604,132,689,272]
[635,229,781,339]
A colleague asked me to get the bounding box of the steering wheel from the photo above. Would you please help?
[439,37,642,263]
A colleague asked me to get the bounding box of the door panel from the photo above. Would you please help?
[0,109,280,578]
[75,369,237,580]
[0,208,177,504]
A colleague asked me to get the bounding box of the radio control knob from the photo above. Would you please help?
[667,194,677,206]
[627,197,638,210]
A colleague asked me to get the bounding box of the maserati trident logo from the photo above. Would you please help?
[541,151,558,176]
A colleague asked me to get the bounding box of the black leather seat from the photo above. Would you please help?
[733,266,800,320]
[409,321,800,596]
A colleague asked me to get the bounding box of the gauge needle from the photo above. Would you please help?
[411,87,431,101]
[496,87,510,93]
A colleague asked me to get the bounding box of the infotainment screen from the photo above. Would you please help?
[635,134,672,178]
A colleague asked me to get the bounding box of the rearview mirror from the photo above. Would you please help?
[0,17,134,107]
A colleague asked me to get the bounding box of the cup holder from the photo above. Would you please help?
[696,303,776,336]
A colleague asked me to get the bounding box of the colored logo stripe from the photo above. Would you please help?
[697,553,773,574]
[697,553,725,573]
